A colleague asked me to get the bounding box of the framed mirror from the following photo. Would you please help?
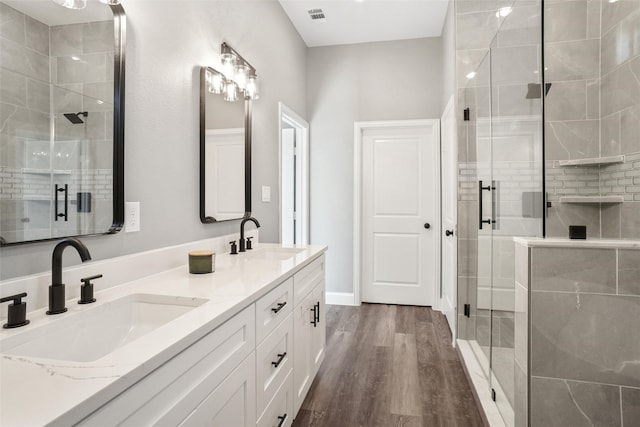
[0,0,125,246]
[199,66,251,223]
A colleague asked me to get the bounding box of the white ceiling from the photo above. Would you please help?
[4,0,112,26]
[278,0,450,47]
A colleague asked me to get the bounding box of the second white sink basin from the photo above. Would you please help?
[0,293,208,363]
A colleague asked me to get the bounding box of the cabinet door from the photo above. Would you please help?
[293,291,313,415]
[179,352,256,427]
[310,283,326,378]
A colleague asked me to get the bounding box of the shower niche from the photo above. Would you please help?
[0,0,125,245]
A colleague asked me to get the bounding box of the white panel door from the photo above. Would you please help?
[362,122,439,306]
[440,97,457,339]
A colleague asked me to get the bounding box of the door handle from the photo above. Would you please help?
[310,306,317,327]
[446,229,454,236]
[478,180,494,230]
[54,184,68,222]
[424,223,431,229]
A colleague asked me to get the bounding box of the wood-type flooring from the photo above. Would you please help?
[292,304,485,427]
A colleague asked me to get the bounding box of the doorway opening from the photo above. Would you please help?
[279,103,309,245]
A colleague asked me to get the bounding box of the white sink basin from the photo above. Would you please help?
[243,246,305,261]
[0,294,208,363]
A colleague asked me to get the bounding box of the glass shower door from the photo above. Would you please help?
[487,2,544,426]
[467,49,494,383]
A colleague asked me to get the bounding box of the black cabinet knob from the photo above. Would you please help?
[424,223,431,229]
[446,229,454,236]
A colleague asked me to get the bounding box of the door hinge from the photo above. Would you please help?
[464,304,471,318]
[463,108,470,121]
[491,388,496,401]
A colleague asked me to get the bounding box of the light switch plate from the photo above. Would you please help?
[261,186,271,202]
[125,202,140,232]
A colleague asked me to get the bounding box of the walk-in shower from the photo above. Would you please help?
[455,0,640,426]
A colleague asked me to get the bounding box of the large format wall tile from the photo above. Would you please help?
[602,0,640,35]
[619,249,640,295]
[0,2,25,45]
[545,202,600,238]
[620,104,640,155]
[544,1,587,42]
[622,387,640,426]
[456,11,501,50]
[50,24,82,57]
[545,81,587,121]
[531,291,640,387]
[0,68,26,107]
[545,39,599,82]
[24,15,48,57]
[531,376,621,427]
[0,37,49,82]
[82,21,114,54]
[545,120,599,160]
[601,8,640,75]
[531,247,616,293]
[601,57,640,117]
[620,202,640,239]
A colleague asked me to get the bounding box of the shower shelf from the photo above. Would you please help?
[21,168,72,175]
[560,196,624,204]
[557,155,624,167]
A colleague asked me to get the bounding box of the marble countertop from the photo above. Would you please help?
[0,243,327,426]
[514,237,640,249]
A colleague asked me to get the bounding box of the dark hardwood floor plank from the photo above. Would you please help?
[292,304,485,427]
[372,304,396,347]
[394,305,417,335]
[390,333,422,417]
[302,330,355,412]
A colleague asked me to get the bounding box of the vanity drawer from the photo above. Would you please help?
[257,370,293,427]
[256,277,293,344]
[79,305,255,426]
[293,255,325,306]
[256,312,293,419]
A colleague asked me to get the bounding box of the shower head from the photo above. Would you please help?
[63,111,88,124]
[525,83,552,99]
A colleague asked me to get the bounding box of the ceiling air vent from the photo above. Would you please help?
[308,8,326,22]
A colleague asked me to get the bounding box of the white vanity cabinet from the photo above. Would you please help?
[293,256,326,414]
[78,305,256,426]
[76,253,325,427]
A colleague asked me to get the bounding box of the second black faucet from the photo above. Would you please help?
[239,217,260,252]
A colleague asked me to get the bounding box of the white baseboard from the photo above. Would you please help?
[326,291,356,306]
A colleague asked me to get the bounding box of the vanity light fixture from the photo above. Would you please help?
[205,42,259,102]
[52,0,86,9]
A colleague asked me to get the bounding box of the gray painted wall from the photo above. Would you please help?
[308,38,443,295]
[441,0,456,111]
[0,1,307,280]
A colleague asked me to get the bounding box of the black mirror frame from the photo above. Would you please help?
[199,66,252,224]
[0,4,125,247]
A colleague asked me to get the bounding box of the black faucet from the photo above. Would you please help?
[48,238,92,315]
[239,217,260,252]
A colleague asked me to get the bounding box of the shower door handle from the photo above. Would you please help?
[54,184,68,222]
[478,180,494,230]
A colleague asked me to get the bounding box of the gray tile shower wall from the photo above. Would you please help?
[545,0,640,239]
[528,245,640,427]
